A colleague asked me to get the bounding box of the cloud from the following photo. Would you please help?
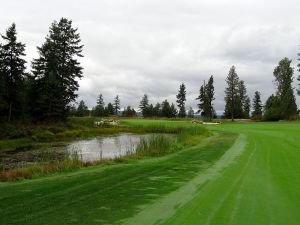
[1,0,300,111]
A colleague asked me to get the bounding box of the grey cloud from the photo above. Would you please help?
[1,0,300,112]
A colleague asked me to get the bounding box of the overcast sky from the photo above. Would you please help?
[1,0,300,112]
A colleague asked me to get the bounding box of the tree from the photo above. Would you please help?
[122,106,136,117]
[243,96,251,119]
[264,94,281,121]
[0,23,27,121]
[31,18,83,121]
[170,103,178,117]
[238,80,250,118]
[297,49,300,95]
[196,84,205,115]
[176,83,186,117]
[187,107,194,118]
[97,94,104,107]
[252,91,263,119]
[205,76,215,120]
[76,100,89,117]
[92,94,105,117]
[153,103,161,117]
[139,94,149,117]
[273,58,298,119]
[106,103,114,116]
[113,95,120,115]
[196,76,215,121]
[224,66,240,121]
[161,100,170,117]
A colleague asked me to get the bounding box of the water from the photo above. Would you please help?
[68,133,149,161]
[0,133,149,169]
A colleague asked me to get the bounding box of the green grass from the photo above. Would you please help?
[1,120,300,225]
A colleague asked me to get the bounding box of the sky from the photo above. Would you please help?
[1,0,300,112]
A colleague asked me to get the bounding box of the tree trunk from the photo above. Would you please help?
[8,102,12,122]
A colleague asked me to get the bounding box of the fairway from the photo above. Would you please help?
[1,122,300,225]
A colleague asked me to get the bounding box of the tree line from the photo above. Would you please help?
[0,19,299,123]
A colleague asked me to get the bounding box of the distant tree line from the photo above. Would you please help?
[0,19,299,123]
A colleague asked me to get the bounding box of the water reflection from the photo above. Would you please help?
[67,133,149,162]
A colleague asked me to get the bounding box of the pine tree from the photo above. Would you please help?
[106,103,114,116]
[76,100,89,117]
[206,76,215,121]
[243,96,251,119]
[176,83,186,117]
[297,49,300,95]
[170,103,178,117]
[153,103,161,117]
[187,107,194,118]
[97,94,104,107]
[161,100,171,118]
[31,18,83,121]
[224,66,240,121]
[196,76,215,121]
[92,94,105,117]
[238,80,250,118]
[139,94,149,117]
[113,95,120,115]
[264,94,281,121]
[273,58,298,119]
[252,91,263,119]
[196,84,205,116]
[0,23,27,121]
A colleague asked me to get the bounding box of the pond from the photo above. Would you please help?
[67,133,150,162]
[0,133,151,170]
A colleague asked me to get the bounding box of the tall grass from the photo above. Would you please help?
[136,135,173,157]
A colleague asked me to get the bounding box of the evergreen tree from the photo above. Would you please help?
[196,84,205,115]
[76,100,89,117]
[139,94,149,117]
[106,103,114,116]
[153,103,161,117]
[187,107,194,118]
[0,23,27,121]
[196,76,215,121]
[205,76,215,121]
[273,58,298,119]
[264,94,281,121]
[176,83,186,117]
[31,18,83,121]
[170,103,178,117]
[243,96,251,119]
[238,80,250,118]
[113,95,120,115]
[97,94,104,107]
[224,66,240,121]
[252,91,263,119]
[92,94,105,117]
[122,106,136,117]
[297,49,300,95]
[161,100,171,118]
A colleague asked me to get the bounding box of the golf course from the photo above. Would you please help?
[1,120,300,225]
